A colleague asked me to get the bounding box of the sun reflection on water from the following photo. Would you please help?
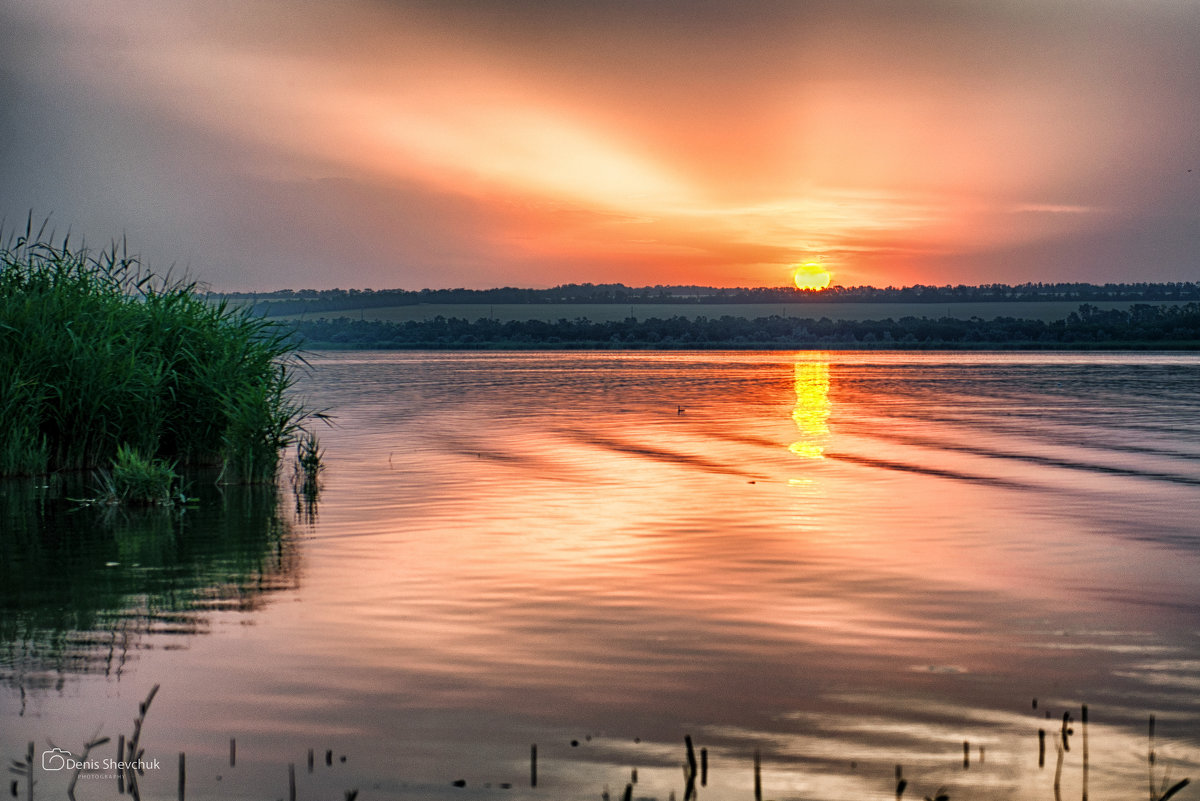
[789,359,831,459]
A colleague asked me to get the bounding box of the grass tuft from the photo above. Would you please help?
[294,429,324,484]
[95,444,180,506]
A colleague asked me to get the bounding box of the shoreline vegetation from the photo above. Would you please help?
[229,281,1200,317]
[227,281,1200,350]
[283,303,1200,350]
[0,225,319,496]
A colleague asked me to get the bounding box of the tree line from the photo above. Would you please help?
[287,302,1200,349]
[232,281,1200,316]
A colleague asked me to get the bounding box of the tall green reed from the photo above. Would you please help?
[0,220,316,484]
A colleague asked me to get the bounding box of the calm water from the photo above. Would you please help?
[3,351,1199,800]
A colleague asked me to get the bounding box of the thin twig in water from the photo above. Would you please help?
[48,729,110,801]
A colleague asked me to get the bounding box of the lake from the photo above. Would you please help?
[3,351,1199,801]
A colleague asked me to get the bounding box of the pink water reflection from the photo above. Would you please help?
[4,351,1199,800]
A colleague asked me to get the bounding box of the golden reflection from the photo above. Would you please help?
[789,360,831,459]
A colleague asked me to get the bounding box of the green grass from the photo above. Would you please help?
[291,428,324,517]
[94,444,179,505]
[294,429,324,483]
[0,221,315,485]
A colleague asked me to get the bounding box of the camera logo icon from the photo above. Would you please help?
[42,748,72,771]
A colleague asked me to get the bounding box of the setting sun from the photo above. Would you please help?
[792,262,832,291]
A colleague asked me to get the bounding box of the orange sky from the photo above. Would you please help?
[2,0,1199,290]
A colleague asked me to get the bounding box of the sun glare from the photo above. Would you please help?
[792,262,832,291]
[790,361,831,460]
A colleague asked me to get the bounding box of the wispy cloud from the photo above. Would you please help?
[2,0,1198,288]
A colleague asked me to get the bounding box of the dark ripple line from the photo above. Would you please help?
[560,429,766,480]
[707,425,1200,489]
[838,426,1200,487]
[438,435,553,467]
[841,395,1200,444]
[706,431,782,449]
[824,452,1039,491]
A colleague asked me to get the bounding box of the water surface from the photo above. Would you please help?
[3,351,1199,800]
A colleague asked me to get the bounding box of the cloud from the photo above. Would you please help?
[2,0,1199,288]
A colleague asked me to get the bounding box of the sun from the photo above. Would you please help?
[792,262,832,291]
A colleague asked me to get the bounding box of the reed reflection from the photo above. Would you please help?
[789,359,831,460]
[0,477,301,696]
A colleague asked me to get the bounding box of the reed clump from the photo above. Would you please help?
[294,429,324,487]
[95,444,180,505]
[0,222,314,485]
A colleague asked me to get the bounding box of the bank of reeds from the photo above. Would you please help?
[0,222,314,485]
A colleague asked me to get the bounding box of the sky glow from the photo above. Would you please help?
[1,0,1198,290]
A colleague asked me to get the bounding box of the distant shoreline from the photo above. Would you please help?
[300,341,1200,351]
[267,299,1174,325]
[283,303,1200,351]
